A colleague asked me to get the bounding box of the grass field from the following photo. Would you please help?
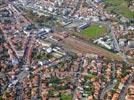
[104,0,134,18]
[80,24,107,39]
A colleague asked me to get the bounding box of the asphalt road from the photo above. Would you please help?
[72,57,83,100]
[2,2,132,100]
[119,74,134,100]
[0,27,19,60]
[99,62,117,100]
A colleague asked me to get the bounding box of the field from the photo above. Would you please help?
[80,24,107,39]
[104,0,134,18]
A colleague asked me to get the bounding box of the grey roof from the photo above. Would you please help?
[128,41,134,48]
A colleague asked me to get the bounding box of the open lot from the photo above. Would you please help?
[80,24,107,39]
[104,0,134,18]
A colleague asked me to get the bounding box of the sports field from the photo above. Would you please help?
[104,0,134,18]
[80,24,107,39]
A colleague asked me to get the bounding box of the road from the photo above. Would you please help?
[70,0,82,16]
[99,62,117,100]
[22,32,34,64]
[0,73,8,95]
[14,0,126,62]
[15,82,23,100]
[72,56,83,100]
[2,2,132,99]
[0,27,20,60]
[119,74,134,100]
[14,0,129,64]
[108,22,128,64]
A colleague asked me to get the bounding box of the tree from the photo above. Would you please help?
[60,94,72,100]
[125,0,133,5]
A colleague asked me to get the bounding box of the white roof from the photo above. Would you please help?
[46,48,52,53]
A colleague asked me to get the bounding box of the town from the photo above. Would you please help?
[0,0,134,100]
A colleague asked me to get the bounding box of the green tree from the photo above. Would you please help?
[60,94,72,100]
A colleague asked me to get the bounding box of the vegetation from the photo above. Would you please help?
[80,24,107,39]
[32,50,53,60]
[48,90,59,97]
[121,64,131,77]
[55,84,68,90]
[104,0,134,18]
[25,10,55,27]
[60,94,72,100]
[49,77,60,84]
